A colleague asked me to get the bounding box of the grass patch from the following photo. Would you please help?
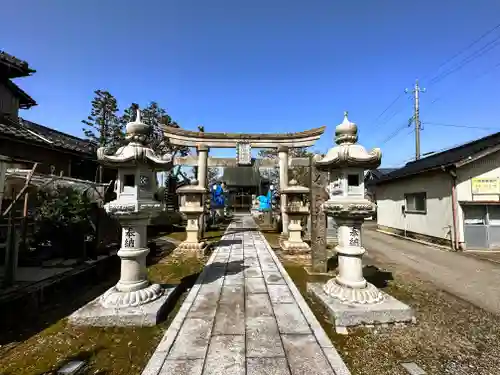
[203,226,227,243]
[261,231,281,249]
[283,259,500,375]
[0,251,206,375]
[158,225,227,245]
[161,230,186,242]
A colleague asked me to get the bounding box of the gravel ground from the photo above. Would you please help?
[333,258,500,375]
[282,253,500,375]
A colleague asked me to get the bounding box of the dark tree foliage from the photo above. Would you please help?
[258,147,314,188]
[207,167,222,185]
[82,92,191,184]
[82,90,123,151]
[121,102,140,124]
[33,186,95,259]
[122,101,190,157]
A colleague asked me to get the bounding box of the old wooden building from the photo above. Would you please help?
[0,50,115,209]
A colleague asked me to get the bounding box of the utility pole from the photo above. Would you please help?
[405,79,426,160]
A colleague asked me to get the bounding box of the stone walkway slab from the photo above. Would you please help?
[142,214,351,375]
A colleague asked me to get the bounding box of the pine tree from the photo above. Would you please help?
[258,147,314,188]
[82,90,123,151]
[82,90,123,182]
[121,102,139,124]
[134,101,189,157]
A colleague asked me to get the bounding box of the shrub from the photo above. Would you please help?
[32,186,94,259]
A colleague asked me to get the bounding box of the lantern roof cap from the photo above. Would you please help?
[315,111,382,170]
[96,107,173,170]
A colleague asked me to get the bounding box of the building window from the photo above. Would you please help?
[405,192,427,214]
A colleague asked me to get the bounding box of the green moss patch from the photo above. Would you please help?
[0,254,206,375]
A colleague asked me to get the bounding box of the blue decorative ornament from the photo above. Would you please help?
[266,188,273,203]
[256,195,271,211]
[211,184,225,208]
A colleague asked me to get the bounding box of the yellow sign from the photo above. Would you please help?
[471,177,500,195]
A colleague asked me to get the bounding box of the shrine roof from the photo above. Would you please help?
[163,125,326,148]
[222,166,265,187]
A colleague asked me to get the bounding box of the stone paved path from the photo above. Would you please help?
[142,214,350,375]
[363,227,500,315]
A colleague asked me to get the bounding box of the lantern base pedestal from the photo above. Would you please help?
[307,282,415,332]
[100,283,164,308]
[323,278,384,304]
[68,285,178,327]
[281,239,310,253]
[174,240,206,256]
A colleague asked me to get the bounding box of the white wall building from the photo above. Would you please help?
[373,132,500,250]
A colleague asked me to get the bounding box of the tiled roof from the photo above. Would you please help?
[376,132,500,184]
[222,166,263,187]
[367,168,397,180]
[4,80,37,108]
[0,51,36,79]
[0,115,96,157]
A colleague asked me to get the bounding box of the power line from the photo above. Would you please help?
[376,95,414,126]
[380,125,406,144]
[380,120,412,145]
[421,21,500,84]
[427,35,500,87]
[422,121,500,131]
[373,22,500,150]
[372,93,405,124]
[427,60,500,106]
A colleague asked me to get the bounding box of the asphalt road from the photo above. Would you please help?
[362,227,500,315]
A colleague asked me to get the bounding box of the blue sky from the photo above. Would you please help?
[3,0,500,167]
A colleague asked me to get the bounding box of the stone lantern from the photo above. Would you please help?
[281,179,310,252]
[308,112,414,330]
[176,180,207,253]
[315,111,382,303]
[70,109,173,326]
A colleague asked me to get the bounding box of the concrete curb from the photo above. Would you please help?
[375,229,452,251]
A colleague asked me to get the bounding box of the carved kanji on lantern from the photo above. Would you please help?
[349,227,360,247]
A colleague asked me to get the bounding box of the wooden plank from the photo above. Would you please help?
[309,156,328,273]
[2,163,38,217]
[3,210,19,287]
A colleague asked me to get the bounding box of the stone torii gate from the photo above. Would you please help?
[162,125,325,245]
